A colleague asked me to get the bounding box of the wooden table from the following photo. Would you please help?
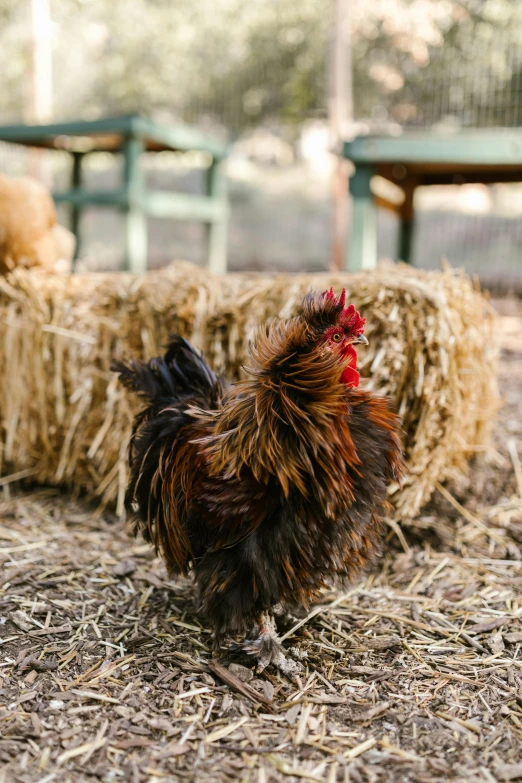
[0,114,229,273]
[343,132,522,270]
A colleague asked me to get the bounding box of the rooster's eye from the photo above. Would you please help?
[332,333,342,342]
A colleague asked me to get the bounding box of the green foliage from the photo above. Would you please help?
[0,0,521,131]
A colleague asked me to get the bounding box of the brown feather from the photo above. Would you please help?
[114,293,404,643]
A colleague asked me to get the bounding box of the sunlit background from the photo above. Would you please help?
[1,0,521,288]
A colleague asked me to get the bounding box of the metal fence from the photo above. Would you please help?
[352,27,522,132]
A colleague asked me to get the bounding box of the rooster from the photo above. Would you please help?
[113,289,403,675]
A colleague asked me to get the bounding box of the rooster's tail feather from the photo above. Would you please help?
[111,335,222,413]
[112,337,222,570]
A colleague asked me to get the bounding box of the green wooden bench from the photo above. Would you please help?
[343,131,522,270]
[0,114,229,273]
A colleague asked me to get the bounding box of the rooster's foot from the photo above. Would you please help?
[240,613,305,678]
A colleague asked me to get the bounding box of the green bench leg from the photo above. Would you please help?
[206,159,228,274]
[346,164,377,271]
[70,152,84,269]
[125,207,148,274]
[398,180,417,264]
[123,136,147,273]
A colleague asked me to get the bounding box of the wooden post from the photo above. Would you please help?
[30,0,53,122]
[206,158,228,274]
[347,164,377,270]
[70,151,83,268]
[28,0,53,185]
[123,136,147,273]
[329,0,353,271]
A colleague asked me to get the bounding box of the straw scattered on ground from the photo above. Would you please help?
[0,262,499,519]
[0,297,520,783]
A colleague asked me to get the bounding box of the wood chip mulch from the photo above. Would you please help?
[0,300,521,783]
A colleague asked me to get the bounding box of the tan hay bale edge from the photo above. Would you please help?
[0,174,75,274]
[0,262,498,518]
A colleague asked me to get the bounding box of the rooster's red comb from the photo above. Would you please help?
[322,288,366,334]
[323,286,346,309]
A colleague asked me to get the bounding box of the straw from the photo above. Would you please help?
[0,261,499,519]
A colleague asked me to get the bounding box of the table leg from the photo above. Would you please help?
[70,152,84,269]
[398,180,417,264]
[346,164,377,271]
[123,136,147,273]
[206,158,228,274]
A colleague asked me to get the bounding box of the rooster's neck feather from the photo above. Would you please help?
[198,315,361,504]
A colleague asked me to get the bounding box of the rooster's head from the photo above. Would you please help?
[302,288,367,387]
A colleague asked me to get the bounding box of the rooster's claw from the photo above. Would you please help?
[235,614,305,679]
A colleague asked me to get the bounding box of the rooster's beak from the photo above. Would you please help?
[352,335,369,346]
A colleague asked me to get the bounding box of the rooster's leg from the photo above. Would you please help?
[240,613,304,677]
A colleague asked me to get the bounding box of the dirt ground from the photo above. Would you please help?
[0,297,521,783]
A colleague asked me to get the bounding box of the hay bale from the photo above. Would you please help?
[0,263,220,513]
[207,265,499,517]
[0,174,75,274]
[0,262,498,518]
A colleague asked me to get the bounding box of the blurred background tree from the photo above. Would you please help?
[1,0,521,134]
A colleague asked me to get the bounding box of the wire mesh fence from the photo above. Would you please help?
[353,24,522,132]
